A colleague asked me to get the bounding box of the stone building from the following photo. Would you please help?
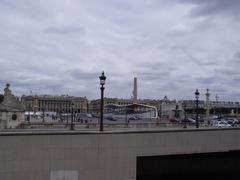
[0,84,25,129]
[21,94,88,113]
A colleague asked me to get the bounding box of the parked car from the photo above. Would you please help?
[227,118,239,125]
[212,121,232,128]
[129,116,140,120]
[86,113,92,118]
[169,117,180,123]
[106,116,117,121]
[91,113,99,118]
[227,120,235,127]
[181,117,196,123]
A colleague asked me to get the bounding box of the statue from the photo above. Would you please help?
[0,94,3,103]
[4,84,12,96]
[174,105,179,118]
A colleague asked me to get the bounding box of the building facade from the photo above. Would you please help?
[21,95,88,113]
[179,99,240,116]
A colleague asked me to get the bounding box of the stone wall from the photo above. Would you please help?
[0,128,240,180]
[0,112,25,129]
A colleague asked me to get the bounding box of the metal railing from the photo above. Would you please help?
[15,121,202,130]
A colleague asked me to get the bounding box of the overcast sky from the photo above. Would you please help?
[1,0,240,101]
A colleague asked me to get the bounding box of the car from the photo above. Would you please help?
[227,120,235,127]
[106,116,117,121]
[212,121,232,128]
[129,116,140,120]
[182,117,196,123]
[169,117,180,123]
[91,114,99,118]
[86,113,92,118]
[227,118,239,124]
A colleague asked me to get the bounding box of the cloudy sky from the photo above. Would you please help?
[0,0,240,101]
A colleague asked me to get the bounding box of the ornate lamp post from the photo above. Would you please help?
[99,71,106,131]
[183,103,187,120]
[42,108,45,123]
[125,106,130,127]
[215,94,219,119]
[195,89,200,128]
[59,110,62,122]
[70,102,74,130]
[28,104,31,122]
[182,103,187,128]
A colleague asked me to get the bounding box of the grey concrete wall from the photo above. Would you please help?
[1,128,240,180]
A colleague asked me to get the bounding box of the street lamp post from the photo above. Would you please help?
[99,71,106,132]
[183,103,187,120]
[42,108,45,123]
[215,95,219,119]
[183,103,187,128]
[195,89,200,128]
[67,106,69,124]
[125,107,128,126]
[238,103,239,116]
[28,104,31,122]
[70,102,74,130]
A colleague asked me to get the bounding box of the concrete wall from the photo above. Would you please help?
[1,128,240,180]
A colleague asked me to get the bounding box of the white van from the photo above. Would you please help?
[212,121,232,128]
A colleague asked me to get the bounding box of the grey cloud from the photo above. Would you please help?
[215,68,239,76]
[228,92,240,101]
[69,69,98,81]
[167,23,191,36]
[156,81,181,91]
[136,61,178,72]
[232,51,240,62]
[232,76,240,84]
[182,0,240,17]
[1,0,240,101]
[195,77,216,84]
[44,26,85,35]
[0,78,63,95]
[132,61,178,84]
[141,71,170,81]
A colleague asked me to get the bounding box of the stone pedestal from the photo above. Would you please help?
[0,84,25,129]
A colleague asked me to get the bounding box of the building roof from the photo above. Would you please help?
[21,94,88,101]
